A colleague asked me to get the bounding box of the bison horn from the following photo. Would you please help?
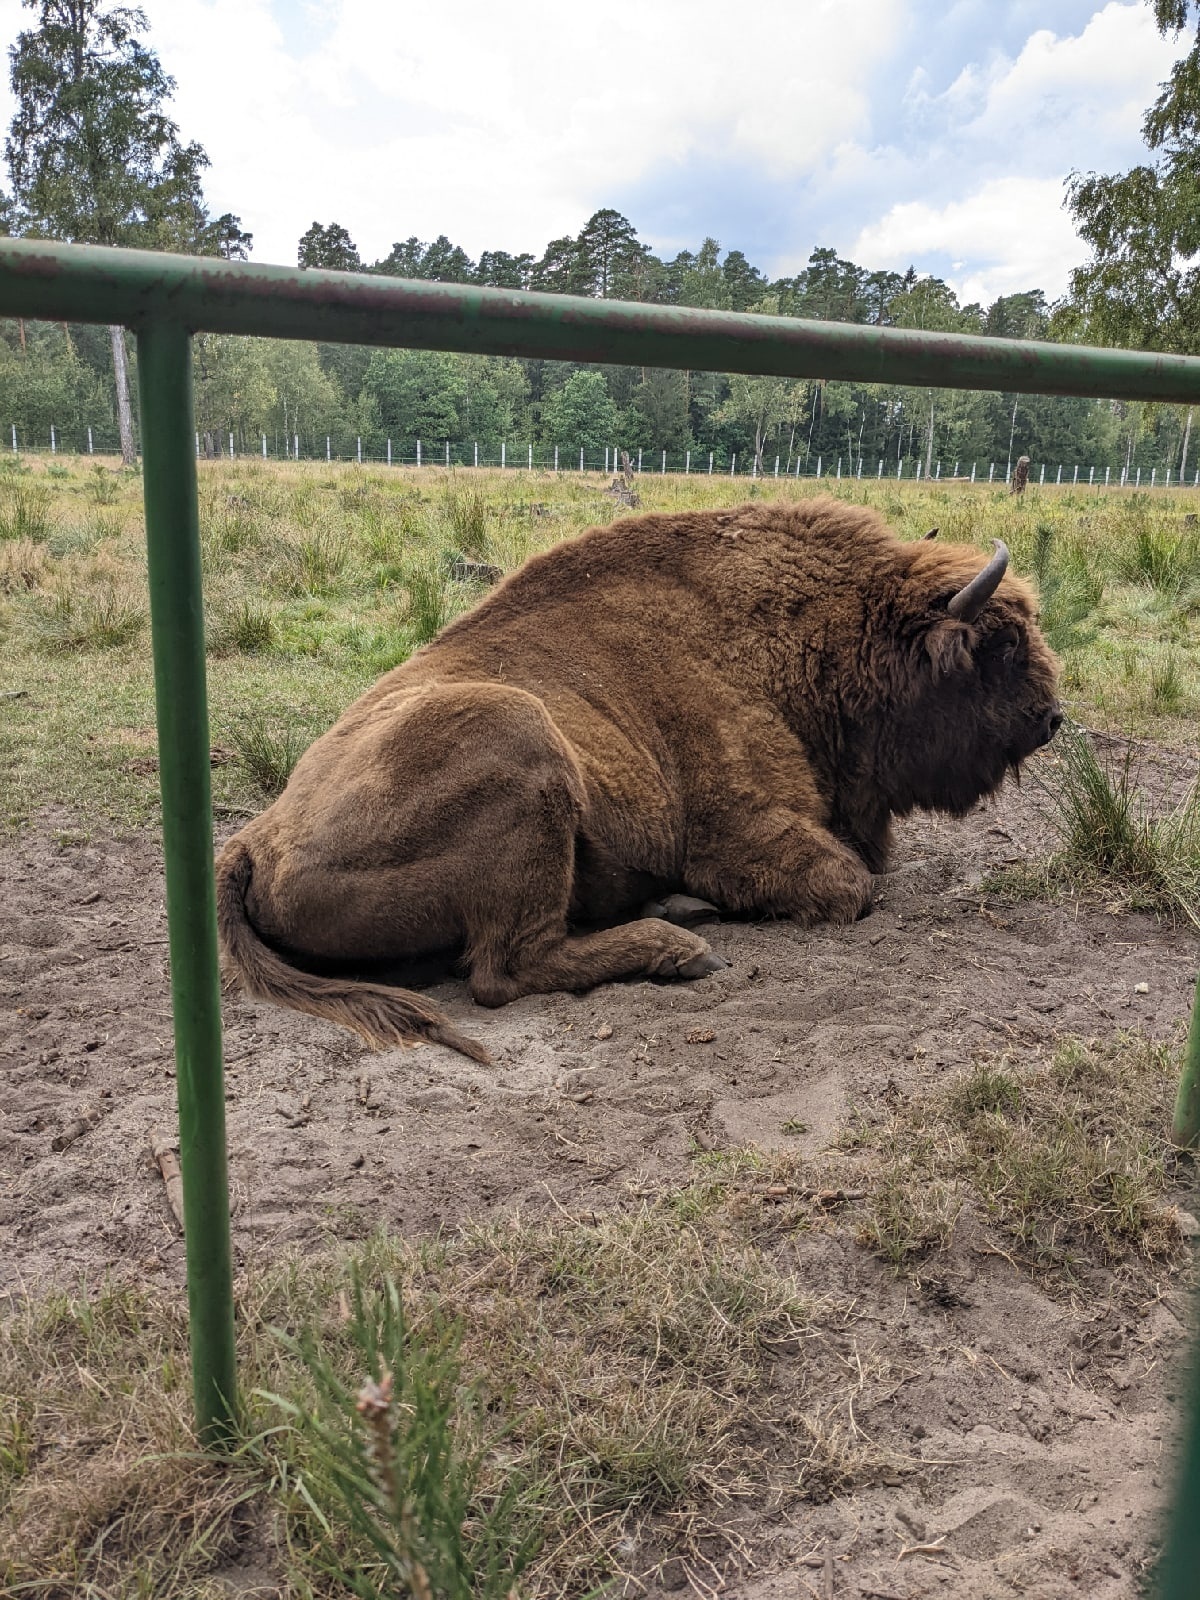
[947,539,1009,622]
[924,527,939,540]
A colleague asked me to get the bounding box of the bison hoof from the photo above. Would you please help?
[642,894,721,928]
[675,949,730,979]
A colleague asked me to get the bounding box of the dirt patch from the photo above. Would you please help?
[2,763,1198,1598]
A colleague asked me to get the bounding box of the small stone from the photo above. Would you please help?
[1173,1208,1200,1239]
[592,1023,613,1040]
[686,1026,716,1044]
[1134,982,1149,995]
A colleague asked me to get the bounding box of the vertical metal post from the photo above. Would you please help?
[1172,978,1200,1146]
[135,318,237,1445]
[1160,1282,1200,1597]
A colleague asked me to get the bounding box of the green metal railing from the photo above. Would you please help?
[0,238,1196,1580]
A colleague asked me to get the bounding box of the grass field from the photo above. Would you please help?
[3,454,1200,1596]
[2,454,1200,830]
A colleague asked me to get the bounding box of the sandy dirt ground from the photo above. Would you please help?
[2,758,1199,1599]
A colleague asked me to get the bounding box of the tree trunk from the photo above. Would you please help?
[109,324,135,465]
[1181,407,1194,481]
[924,393,935,480]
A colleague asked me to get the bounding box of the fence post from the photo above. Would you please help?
[857,458,863,478]
[686,450,691,474]
[816,455,822,477]
[971,463,976,481]
[579,447,583,472]
[554,445,558,472]
[638,448,643,473]
[1152,467,1157,488]
[775,456,780,477]
[877,460,883,478]
[708,452,713,474]
[1166,468,1172,488]
[936,460,940,479]
[293,433,298,461]
[1090,466,1095,485]
[11,424,15,452]
[446,440,450,468]
[1106,467,1111,485]
[502,441,506,469]
[357,436,361,464]
[604,447,609,474]
[1073,465,1079,485]
[326,436,331,462]
[50,424,56,453]
[989,463,995,482]
[386,439,391,467]
[417,438,422,468]
[88,426,94,454]
[953,460,958,476]
[475,441,479,468]
[135,317,237,1447]
[1040,464,1045,485]
[227,431,232,459]
[1137,468,1142,487]
[661,450,666,474]
[837,457,842,480]
[528,443,533,471]
[731,453,736,476]
[897,460,902,479]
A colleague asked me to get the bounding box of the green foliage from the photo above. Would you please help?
[363,349,466,444]
[541,370,618,453]
[262,1268,536,1600]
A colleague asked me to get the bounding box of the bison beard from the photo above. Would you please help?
[216,497,1061,1062]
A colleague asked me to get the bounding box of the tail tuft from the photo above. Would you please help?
[214,837,490,1065]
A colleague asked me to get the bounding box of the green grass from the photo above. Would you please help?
[851,1033,1188,1274]
[1036,720,1200,928]
[0,1188,878,1599]
[3,457,1200,830]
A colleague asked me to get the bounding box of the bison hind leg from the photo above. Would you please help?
[469,919,729,1008]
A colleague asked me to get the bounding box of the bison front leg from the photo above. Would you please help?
[685,811,874,926]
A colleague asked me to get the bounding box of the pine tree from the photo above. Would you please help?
[298,221,361,272]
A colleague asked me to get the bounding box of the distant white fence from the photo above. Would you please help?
[7,423,1199,489]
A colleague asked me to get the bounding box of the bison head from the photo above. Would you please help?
[871,536,1062,818]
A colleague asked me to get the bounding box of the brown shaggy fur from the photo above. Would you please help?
[216,498,1060,1061]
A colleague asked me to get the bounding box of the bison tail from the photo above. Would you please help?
[213,839,491,1066]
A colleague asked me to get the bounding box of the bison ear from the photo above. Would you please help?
[923,527,939,540]
[924,619,974,680]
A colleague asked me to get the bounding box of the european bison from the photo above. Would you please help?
[216,497,1061,1062]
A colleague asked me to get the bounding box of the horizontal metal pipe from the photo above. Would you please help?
[1,238,1200,402]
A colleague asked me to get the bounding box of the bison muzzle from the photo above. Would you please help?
[215,497,1061,1062]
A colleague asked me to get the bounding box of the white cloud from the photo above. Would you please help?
[849,3,1180,303]
[126,0,901,268]
[852,176,1083,301]
[940,2,1177,174]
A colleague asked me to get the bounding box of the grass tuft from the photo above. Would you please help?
[1042,721,1200,927]
[226,712,314,795]
[29,586,147,652]
[0,482,53,542]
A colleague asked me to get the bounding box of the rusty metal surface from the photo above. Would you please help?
[1,237,1199,402]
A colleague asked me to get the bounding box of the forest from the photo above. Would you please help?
[2,220,1192,481]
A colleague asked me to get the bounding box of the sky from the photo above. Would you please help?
[0,0,1185,307]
